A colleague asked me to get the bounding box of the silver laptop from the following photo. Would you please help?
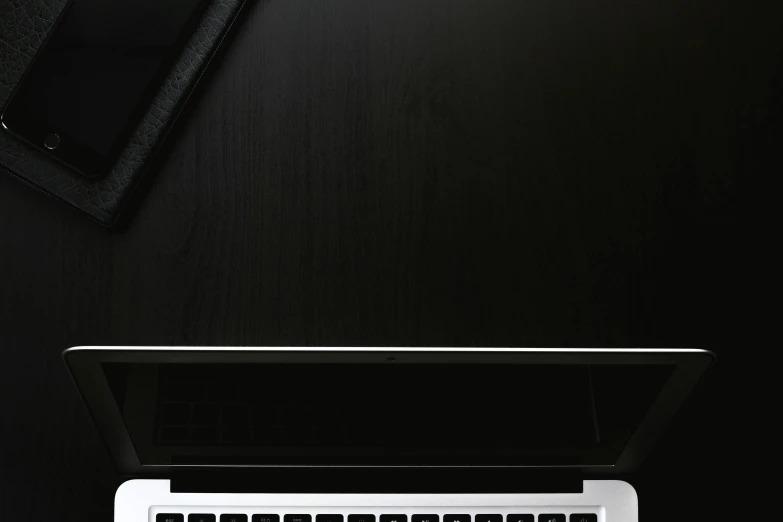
[62,347,714,522]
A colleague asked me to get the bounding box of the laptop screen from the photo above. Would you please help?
[100,361,674,466]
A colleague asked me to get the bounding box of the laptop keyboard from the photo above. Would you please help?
[156,513,599,522]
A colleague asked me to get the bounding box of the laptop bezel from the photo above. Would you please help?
[62,346,714,476]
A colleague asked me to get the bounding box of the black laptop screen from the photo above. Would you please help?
[101,362,673,466]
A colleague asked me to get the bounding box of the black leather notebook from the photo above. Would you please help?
[0,0,246,226]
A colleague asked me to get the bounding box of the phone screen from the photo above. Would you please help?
[0,0,207,176]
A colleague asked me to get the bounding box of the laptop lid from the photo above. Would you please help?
[62,347,713,477]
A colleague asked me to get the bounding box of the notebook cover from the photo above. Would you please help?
[0,0,246,226]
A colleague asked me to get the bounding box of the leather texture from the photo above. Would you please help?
[0,0,245,226]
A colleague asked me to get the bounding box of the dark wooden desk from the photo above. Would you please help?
[0,0,775,519]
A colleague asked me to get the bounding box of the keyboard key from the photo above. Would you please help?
[157,515,184,522]
[253,516,280,522]
[285,515,312,522]
[348,516,376,522]
[444,516,470,522]
[193,403,220,424]
[412,516,439,522]
[161,402,191,424]
[222,404,251,425]
[538,516,565,522]
[252,424,277,444]
[507,516,533,522]
[221,516,248,522]
[189,515,216,522]
[159,425,189,442]
[380,516,407,522]
[221,425,251,441]
[317,516,344,522]
[289,423,318,444]
[569,516,597,522]
[191,425,219,441]
[475,516,501,522]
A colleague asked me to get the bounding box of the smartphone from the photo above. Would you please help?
[0,0,208,177]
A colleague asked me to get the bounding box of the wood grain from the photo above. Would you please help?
[0,0,778,520]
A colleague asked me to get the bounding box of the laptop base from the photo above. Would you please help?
[115,479,637,522]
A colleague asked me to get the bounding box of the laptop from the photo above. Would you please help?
[62,347,714,522]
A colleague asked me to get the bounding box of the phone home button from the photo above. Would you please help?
[44,133,60,150]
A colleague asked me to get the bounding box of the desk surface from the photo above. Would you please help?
[0,0,774,519]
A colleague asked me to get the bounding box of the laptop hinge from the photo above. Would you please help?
[170,468,583,494]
